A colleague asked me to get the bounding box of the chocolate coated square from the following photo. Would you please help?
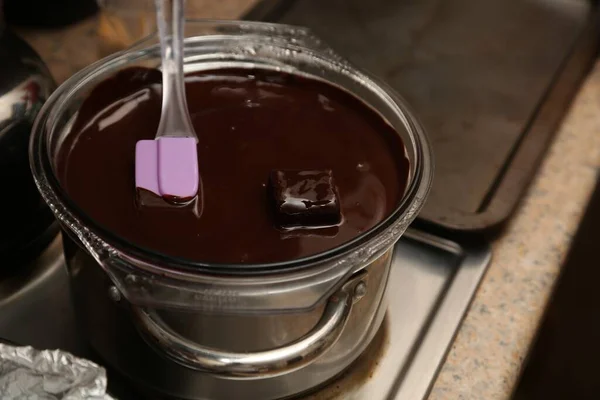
[268,170,341,229]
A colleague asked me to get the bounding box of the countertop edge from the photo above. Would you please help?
[428,60,600,400]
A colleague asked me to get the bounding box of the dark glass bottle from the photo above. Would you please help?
[0,27,57,265]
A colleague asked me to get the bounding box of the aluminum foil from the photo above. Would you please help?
[0,343,114,399]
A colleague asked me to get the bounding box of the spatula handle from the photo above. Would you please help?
[154,0,196,140]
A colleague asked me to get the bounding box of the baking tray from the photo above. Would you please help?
[0,231,490,399]
[244,0,600,233]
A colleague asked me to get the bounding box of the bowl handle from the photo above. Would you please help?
[132,271,368,379]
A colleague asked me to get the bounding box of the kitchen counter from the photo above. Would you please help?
[428,59,600,399]
[14,3,600,399]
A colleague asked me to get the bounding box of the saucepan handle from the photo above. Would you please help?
[132,271,367,379]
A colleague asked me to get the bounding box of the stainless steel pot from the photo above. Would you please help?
[65,237,392,399]
[30,20,433,400]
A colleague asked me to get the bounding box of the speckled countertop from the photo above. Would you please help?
[428,59,600,399]
[13,3,600,399]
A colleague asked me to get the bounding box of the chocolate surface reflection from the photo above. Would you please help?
[56,67,409,264]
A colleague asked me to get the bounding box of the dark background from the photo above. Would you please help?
[514,177,600,400]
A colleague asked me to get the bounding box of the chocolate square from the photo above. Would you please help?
[268,169,342,229]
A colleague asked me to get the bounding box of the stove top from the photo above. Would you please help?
[0,230,490,399]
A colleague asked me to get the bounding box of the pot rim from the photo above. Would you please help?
[30,19,434,277]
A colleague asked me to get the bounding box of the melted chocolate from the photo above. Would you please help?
[56,67,410,264]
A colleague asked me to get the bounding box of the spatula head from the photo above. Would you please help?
[135,139,160,196]
[157,137,199,201]
[135,137,199,202]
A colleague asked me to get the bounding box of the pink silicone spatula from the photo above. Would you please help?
[135,0,198,202]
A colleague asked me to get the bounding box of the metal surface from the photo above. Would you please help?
[0,230,490,399]
[0,343,113,399]
[0,237,86,354]
[298,230,491,400]
[132,271,367,379]
[246,0,600,232]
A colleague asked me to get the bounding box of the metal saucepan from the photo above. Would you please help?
[30,20,433,400]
